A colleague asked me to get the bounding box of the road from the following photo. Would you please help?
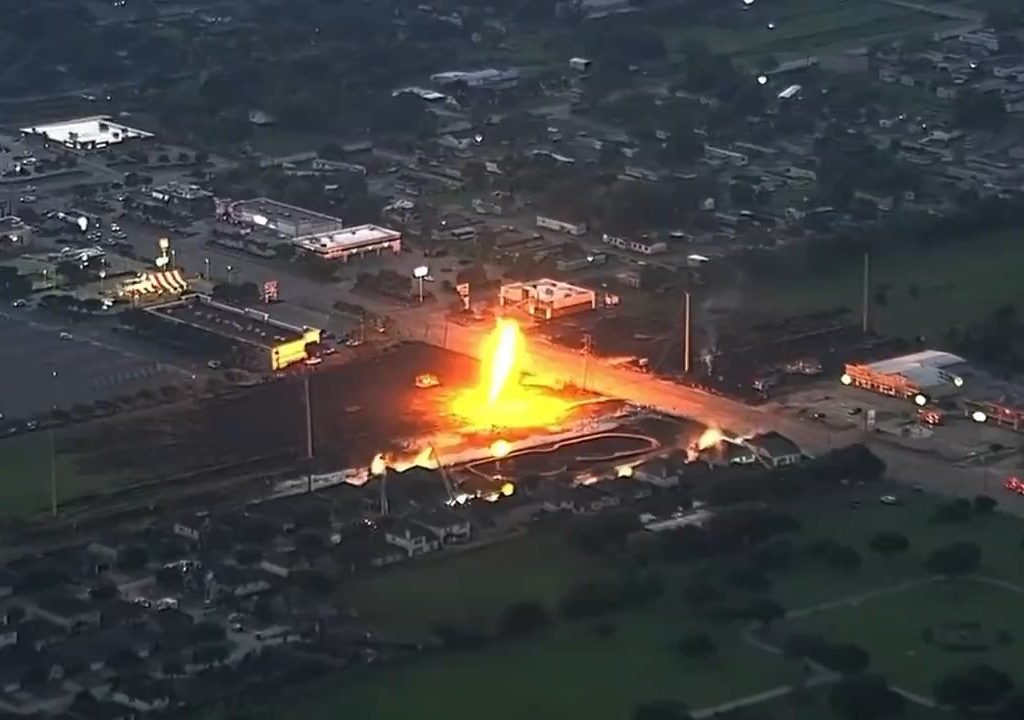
[388,310,1024,513]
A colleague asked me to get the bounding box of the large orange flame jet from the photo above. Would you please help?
[452,318,569,429]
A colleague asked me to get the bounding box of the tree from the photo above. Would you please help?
[567,511,642,555]
[193,621,227,644]
[682,581,722,609]
[784,632,824,661]
[675,633,716,659]
[462,160,487,190]
[931,498,972,524]
[953,90,1006,131]
[744,597,785,627]
[869,531,909,559]
[826,545,863,571]
[926,541,981,579]
[632,700,692,720]
[973,495,998,514]
[830,675,906,720]
[816,643,871,675]
[154,566,183,591]
[496,600,550,638]
[117,546,148,572]
[291,569,333,596]
[934,665,1014,712]
[729,566,772,593]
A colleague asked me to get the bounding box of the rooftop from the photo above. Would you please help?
[147,294,313,349]
[745,432,801,458]
[864,349,968,389]
[228,197,343,235]
[21,116,153,146]
[0,216,28,234]
[293,224,401,254]
[152,181,213,200]
[501,277,597,302]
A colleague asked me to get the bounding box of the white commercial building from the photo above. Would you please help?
[227,197,343,238]
[842,350,968,403]
[499,278,597,320]
[20,116,153,150]
[293,224,401,262]
[536,215,587,236]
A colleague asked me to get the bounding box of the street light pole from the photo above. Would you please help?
[204,257,211,281]
[304,375,314,493]
[862,252,870,334]
[49,369,58,517]
[582,333,593,390]
[683,291,691,374]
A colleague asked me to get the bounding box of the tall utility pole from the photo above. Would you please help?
[581,333,593,390]
[861,252,870,334]
[304,375,314,493]
[683,291,691,374]
[49,369,59,517]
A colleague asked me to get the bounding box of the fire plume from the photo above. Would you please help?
[486,318,520,404]
[696,427,724,450]
[451,318,569,429]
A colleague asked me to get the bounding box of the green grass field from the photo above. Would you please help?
[260,487,1024,719]
[745,229,1024,340]
[779,581,1024,697]
[665,0,931,56]
[754,685,945,720]
[340,533,609,635]
[0,431,124,519]
[297,608,794,720]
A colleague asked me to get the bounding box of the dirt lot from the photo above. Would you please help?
[53,341,633,493]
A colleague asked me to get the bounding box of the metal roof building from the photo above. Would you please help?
[842,350,968,402]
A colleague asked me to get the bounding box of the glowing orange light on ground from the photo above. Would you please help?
[696,427,724,450]
[370,453,387,476]
[451,318,570,429]
[490,439,512,458]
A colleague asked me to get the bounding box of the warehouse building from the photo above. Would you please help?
[841,350,967,404]
[499,278,597,320]
[293,224,401,262]
[21,116,153,150]
[133,182,215,219]
[227,198,343,238]
[137,294,321,371]
[0,216,31,246]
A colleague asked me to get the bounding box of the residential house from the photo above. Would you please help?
[110,677,171,713]
[0,625,16,650]
[384,521,441,557]
[540,484,620,514]
[204,565,272,600]
[744,432,803,468]
[64,696,135,720]
[260,551,307,579]
[335,535,406,573]
[720,441,758,466]
[411,509,472,545]
[597,477,653,503]
[14,618,65,651]
[536,215,587,236]
[632,457,682,488]
[27,592,101,631]
[0,683,74,716]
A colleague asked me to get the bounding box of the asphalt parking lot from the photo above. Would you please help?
[0,314,183,420]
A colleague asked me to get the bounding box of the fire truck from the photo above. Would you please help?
[917,407,944,426]
[1004,476,1024,496]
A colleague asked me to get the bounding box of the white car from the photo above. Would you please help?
[59,332,73,340]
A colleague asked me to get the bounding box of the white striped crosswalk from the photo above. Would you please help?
[91,365,169,389]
